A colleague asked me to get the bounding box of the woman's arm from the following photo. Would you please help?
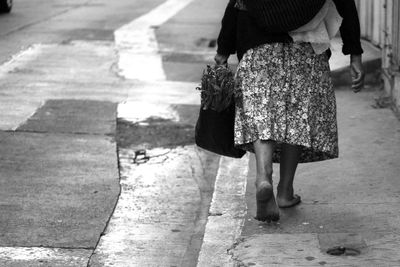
[333,0,363,55]
[215,0,238,64]
[333,0,364,92]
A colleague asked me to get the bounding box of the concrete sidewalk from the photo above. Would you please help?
[231,88,400,266]
[197,3,400,266]
[198,28,400,267]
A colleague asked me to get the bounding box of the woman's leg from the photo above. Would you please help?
[277,143,302,208]
[253,140,279,221]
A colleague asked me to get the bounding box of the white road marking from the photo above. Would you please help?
[0,42,119,131]
[117,80,199,123]
[0,44,47,130]
[0,247,91,266]
[118,101,179,123]
[0,44,44,79]
[114,0,195,81]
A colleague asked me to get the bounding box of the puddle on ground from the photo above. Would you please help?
[115,116,194,149]
[326,246,361,256]
[116,104,199,149]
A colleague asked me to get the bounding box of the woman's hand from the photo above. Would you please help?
[350,54,365,93]
[214,53,229,65]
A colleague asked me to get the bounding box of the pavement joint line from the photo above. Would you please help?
[14,101,47,132]
[86,169,122,267]
[13,129,116,137]
[86,142,123,267]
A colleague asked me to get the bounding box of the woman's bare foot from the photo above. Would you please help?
[255,181,280,222]
[277,194,301,208]
[277,186,301,208]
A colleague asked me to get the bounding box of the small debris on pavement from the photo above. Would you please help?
[133,149,150,165]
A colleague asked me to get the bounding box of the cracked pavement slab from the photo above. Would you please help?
[89,146,219,266]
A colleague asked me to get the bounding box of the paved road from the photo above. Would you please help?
[0,0,223,266]
[0,0,165,64]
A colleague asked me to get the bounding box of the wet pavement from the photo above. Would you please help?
[89,146,219,266]
[0,0,221,265]
[1,0,399,266]
[115,105,198,149]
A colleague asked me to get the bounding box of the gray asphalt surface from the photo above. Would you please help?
[0,0,221,265]
[0,0,165,64]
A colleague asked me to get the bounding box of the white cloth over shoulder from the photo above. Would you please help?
[289,0,342,54]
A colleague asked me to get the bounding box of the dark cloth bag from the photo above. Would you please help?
[195,103,246,158]
[245,0,326,33]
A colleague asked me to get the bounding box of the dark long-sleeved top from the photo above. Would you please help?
[217,0,364,60]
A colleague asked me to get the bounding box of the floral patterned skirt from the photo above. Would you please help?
[234,42,338,163]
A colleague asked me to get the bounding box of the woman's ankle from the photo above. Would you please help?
[277,183,294,197]
[256,176,273,188]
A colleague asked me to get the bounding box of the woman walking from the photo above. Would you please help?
[215,0,364,222]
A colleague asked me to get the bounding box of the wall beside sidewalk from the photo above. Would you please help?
[355,0,400,114]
